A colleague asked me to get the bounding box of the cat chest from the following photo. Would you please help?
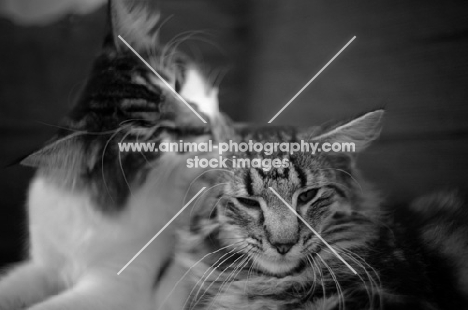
[26,177,141,277]
[26,175,174,286]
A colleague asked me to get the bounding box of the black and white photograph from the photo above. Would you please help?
[1,0,468,309]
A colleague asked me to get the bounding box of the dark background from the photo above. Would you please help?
[1,0,467,267]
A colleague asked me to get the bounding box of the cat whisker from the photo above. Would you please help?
[118,118,151,126]
[317,253,345,310]
[143,13,173,58]
[162,30,207,58]
[157,241,243,310]
[160,30,211,70]
[190,250,247,310]
[133,131,153,168]
[100,126,129,204]
[208,196,224,219]
[342,252,373,295]
[208,66,230,88]
[338,247,381,287]
[220,255,252,305]
[337,247,383,307]
[214,237,246,241]
[189,183,229,218]
[183,245,247,310]
[318,168,364,194]
[182,168,233,205]
[118,130,135,198]
[306,254,318,296]
[348,253,382,308]
[311,255,327,298]
[154,14,174,38]
[204,249,252,310]
[244,252,259,295]
[165,31,219,65]
[314,180,353,197]
[221,251,252,291]
[339,247,384,309]
[206,257,247,309]
[325,249,375,309]
[35,121,128,136]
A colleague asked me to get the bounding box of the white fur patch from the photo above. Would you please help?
[0,150,212,309]
[180,67,219,121]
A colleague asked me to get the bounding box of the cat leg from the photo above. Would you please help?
[0,261,61,310]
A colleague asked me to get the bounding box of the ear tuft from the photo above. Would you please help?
[313,109,385,152]
[109,0,161,52]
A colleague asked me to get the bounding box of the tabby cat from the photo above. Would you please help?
[159,115,468,309]
[1,1,468,310]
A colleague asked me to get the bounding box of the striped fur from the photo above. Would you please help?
[161,117,468,309]
[2,1,466,309]
[20,0,222,212]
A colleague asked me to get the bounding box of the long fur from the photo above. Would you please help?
[0,1,222,309]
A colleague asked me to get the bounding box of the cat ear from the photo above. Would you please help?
[20,134,93,172]
[311,109,384,153]
[108,0,160,52]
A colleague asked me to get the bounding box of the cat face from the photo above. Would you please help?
[220,161,349,275]
[211,111,384,276]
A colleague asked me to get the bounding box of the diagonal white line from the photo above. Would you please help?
[268,187,357,275]
[117,187,206,275]
[268,36,356,123]
[118,35,207,124]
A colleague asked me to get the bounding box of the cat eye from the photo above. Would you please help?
[236,197,261,208]
[298,188,319,204]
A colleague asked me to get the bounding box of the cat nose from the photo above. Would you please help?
[274,243,294,255]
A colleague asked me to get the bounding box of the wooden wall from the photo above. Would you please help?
[247,0,468,201]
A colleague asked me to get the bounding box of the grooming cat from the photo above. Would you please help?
[0,1,226,309]
[156,110,468,310]
[2,1,468,309]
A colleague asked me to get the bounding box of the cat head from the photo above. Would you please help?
[21,0,218,211]
[199,110,384,276]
